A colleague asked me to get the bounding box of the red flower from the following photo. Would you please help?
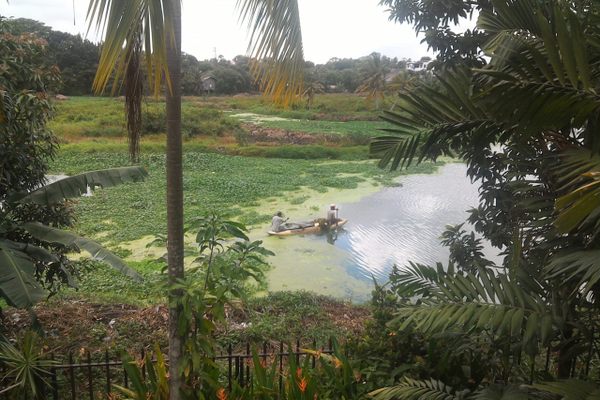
[216,388,228,400]
[297,377,308,393]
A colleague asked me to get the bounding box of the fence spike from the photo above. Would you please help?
[228,344,233,392]
[279,341,284,395]
[105,349,111,395]
[87,351,94,400]
[51,352,59,400]
[69,352,76,400]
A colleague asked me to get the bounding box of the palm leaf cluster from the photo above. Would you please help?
[356,52,390,108]
[237,0,305,106]
[369,0,600,397]
[86,0,175,95]
[87,0,174,162]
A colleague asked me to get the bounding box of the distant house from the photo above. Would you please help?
[200,73,217,94]
[406,60,431,72]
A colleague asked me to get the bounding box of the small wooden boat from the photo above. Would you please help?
[268,219,348,236]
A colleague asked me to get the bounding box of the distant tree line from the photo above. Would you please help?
[2,17,431,97]
[4,18,99,95]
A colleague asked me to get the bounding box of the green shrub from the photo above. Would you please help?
[237,145,367,160]
[141,103,240,136]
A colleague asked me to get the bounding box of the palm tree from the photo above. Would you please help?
[86,1,304,397]
[302,80,324,108]
[356,52,390,109]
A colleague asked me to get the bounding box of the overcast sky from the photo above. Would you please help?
[0,0,433,63]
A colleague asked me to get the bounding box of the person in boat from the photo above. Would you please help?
[271,211,311,232]
[326,204,340,225]
[271,211,287,232]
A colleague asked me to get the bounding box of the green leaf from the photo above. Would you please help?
[237,0,305,106]
[533,380,600,400]
[14,166,148,205]
[22,222,141,281]
[0,245,47,308]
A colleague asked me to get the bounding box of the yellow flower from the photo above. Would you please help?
[332,356,343,369]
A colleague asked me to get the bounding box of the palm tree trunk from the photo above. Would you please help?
[166,0,183,398]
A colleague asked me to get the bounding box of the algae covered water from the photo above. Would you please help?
[262,163,497,302]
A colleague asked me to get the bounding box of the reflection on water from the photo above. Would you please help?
[262,163,498,302]
[336,163,483,281]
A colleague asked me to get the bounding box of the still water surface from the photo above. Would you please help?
[263,163,498,302]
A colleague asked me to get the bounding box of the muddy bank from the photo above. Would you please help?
[239,123,367,146]
[2,293,371,354]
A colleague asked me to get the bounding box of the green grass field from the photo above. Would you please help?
[231,113,392,138]
[50,94,394,143]
[50,97,239,138]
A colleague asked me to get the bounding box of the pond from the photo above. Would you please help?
[258,163,500,302]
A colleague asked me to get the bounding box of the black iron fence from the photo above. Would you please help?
[0,340,333,400]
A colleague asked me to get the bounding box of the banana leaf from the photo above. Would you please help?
[22,222,141,281]
[12,166,148,205]
[0,242,48,308]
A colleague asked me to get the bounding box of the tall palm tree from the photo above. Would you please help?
[356,52,390,109]
[86,1,304,397]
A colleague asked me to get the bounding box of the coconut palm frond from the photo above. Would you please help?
[370,68,498,170]
[388,262,446,298]
[237,0,304,106]
[547,250,600,296]
[390,266,554,349]
[479,0,593,90]
[554,148,600,235]
[87,0,175,95]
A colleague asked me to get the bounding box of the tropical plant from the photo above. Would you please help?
[0,20,147,309]
[302,80,324,108]
[188,213,274,298]
[385,70,418,95]
[0,17,58,204]
[114,344,170,400]
[0,167,147,308]
[368,0,600,395]
[113,216,273,399]
[0,332,57,399]
[355,52,390,109]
